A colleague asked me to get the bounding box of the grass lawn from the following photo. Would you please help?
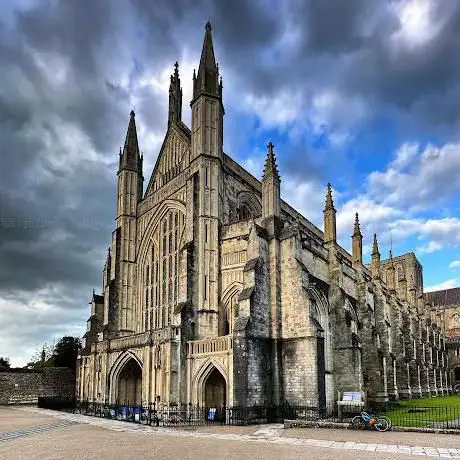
[382,395,460,428]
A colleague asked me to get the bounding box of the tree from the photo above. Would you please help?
[0,357,10,368]
[24,336,81,370]
[25,342,56,369]
[53,336,82,370]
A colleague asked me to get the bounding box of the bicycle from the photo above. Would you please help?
[351,411,390,432]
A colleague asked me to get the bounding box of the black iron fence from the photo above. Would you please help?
[37,397,460,430]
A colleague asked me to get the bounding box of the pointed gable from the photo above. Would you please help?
[144,122,191,197]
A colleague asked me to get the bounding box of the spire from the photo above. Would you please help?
[352,212,363,268]
[262,141,280,182]
[168,61,182,125]
[325,183,335,211]
[353,212,361,237]
[371,233,381,279]
[119,110,142,173]
[387,248,396,291]
[262,141,281,219]
[323,183,337,244]
[193,21,220,100]
[372,233,380,258]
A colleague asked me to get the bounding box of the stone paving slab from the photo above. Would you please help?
[10,407,460,458]
[0,406,57,432]
[284,427,460,449]
[0,421,76,442]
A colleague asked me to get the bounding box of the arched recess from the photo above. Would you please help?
[109,351,143,403]
[219,282,243,336]
[237,191,261,221]
[137,200,186,332]
[344,298,359,336]
[307,285,331,408]
[193,358,229,407]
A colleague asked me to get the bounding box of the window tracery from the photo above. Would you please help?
[143,209,185,330]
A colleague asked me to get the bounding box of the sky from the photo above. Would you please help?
[1,0,460,367]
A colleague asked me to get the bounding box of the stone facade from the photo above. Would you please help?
[0,367,75,405]
[77,22,451,407]
[425,287,460,393]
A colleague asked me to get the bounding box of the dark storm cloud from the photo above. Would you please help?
[2,0,460,364]
[286,0,460,131]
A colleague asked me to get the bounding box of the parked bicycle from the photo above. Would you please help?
[351,411,391,432]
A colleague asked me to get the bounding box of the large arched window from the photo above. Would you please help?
[143,208,185,330]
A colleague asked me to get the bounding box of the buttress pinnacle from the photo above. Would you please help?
[353,212,362,237]
[262,141,280,182]
[325,183,335,211]
[372,233,380,257]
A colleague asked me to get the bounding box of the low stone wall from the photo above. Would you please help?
[0,367,75,405]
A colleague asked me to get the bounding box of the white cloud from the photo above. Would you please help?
[243,90,303,128]
[242,86,367,148]
[368,142,460,210]
[281,177,325,228]
[416,240,442,254]
[390,142,419,170]
[0,285,85,367]
[390,217,460,247]
[337,196,402,238]
[391,0,445,49]
[425,278,460,292]
[449,260,460,269]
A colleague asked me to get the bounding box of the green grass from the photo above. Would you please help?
[382,395,460,428]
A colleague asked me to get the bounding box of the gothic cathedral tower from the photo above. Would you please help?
[110,111,143,336]
[190,22,224,338]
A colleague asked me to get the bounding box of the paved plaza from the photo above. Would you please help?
[0,406,459,459]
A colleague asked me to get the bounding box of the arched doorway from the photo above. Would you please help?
[204,368,226,408]
[309,289,332,408]
[117,358,142,404]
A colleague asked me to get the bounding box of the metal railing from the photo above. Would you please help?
[36,398,460,430]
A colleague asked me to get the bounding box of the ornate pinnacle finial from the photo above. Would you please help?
[372,233,380,256]
[205,20,212,31]
[353,212,361,237]
[92,288,95,295]
[263,141,280,182]
[193,68,196,79]
[130,109,135,118]
[325,183,335,211]
[389,249,393,259]
[268,141,274,155]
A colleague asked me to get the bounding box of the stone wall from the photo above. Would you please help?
[0,367,75,405]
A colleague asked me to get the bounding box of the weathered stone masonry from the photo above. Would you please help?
[0,367,75,405]
[77,22,451,408]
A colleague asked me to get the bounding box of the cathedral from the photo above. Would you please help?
[77,22,451,408]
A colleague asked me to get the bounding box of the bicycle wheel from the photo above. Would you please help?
[351,416,366,430]
[374,418,389,432]
[378,416,392,428]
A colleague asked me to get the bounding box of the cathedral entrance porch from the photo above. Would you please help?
[187,336,233,407]
[117,358,142,404]
[204,368,227,408]
[109,352,143,404]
